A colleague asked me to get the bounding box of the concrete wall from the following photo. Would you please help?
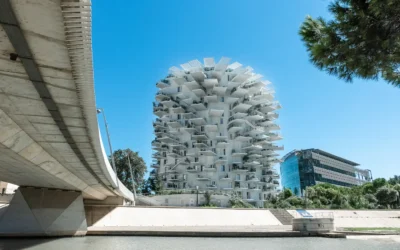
[138,194,231,207]
[288,210,400,228]
[85,206,282,227]
[0,187,87,236]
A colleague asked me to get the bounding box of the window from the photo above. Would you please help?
[201,126,204,132]
[221,165,225,172]
[223,149,226,155]
[236,174,240,181]
[177,87,181,92]
[195,157,199,162]
[164,159,167,164]
[212,181,216,185]
[221,97,224,102]
[177,114,181,119]
[220,118,223,124]
[184,151,186,156]
[210,141,213,146]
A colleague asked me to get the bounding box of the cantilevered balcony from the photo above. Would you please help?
[192,132,208,140]
[231,101,252,113]
[230,87,248,97]
[209,109,224,117]
[231,149,246,157]
[171,105,185,114]
[185,81,201,90]
[214,157,227,165]
[246,176,260,182]
[192,88,206,97]
[213,86,227,96]
[193,141,209,148]
[189,117,207,126]
[227,123,242,133]
[187,166,199,172]
[232,165,248,172]
[191,101,207,111]
[153,106,169,117]
[199,149,217,156]
[197,175,210,181]
[216,140,229,148]
[203,165,217,172]
[156,79,171,89]
[203,78,218,88]
[204,94,218,103]
[220,174,231,181]
[155,92,169,102]
[205,124,218,132]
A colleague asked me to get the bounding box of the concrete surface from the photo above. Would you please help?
[85,206,282,227]
[292,218,335,232]
[288,210,400,228]
[0,187,87,236]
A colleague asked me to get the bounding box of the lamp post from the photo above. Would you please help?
[96,108,117,173]
[196,186,199,206]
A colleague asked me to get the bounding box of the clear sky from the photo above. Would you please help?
[92,0,400,180]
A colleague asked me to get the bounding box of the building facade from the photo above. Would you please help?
[152,57,283,207]
[280,149,372,196]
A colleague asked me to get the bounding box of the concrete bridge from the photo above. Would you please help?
[0,0,134,236]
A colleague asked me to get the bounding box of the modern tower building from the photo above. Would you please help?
[280,149,372,196]
[151,57,283,207]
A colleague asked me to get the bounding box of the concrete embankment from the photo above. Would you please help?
[85,206,399,237]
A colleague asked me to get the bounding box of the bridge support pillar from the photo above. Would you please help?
[0,187,87,237]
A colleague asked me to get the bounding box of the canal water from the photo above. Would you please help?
[0,236,398,250]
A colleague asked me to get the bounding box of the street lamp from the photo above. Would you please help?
[96,108,117,174]
[196,186,199,206]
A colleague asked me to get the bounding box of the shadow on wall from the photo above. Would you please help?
[84,205,117,227]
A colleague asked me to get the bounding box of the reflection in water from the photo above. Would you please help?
[0,236,398,250]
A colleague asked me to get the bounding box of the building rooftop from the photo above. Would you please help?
[281,148,360,166]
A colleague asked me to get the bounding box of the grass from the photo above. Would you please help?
[343,227,400,232]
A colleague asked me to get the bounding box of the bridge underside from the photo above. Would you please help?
[0,0,133,202]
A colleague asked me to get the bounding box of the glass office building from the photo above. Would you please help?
[280,149,372,196]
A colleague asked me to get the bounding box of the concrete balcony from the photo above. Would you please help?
[205,124,218,132]
[189,117,207,126]
[209,109,224,117]
[196,175,210,181]
[220,175,231,181]
[199,149,217,156]
[156,80,171,89]
[203,78,218,88]
[231,102,252,113]
[186,166,199,172]
[216,140,229,148]
[214,157,228,164]
[204,94,218,103]
[231,87,248,97]
[213,86,227,96]
[203,166,217,172]
[232,166,248,172]
[192,89,206,97]
[231,150,246,157]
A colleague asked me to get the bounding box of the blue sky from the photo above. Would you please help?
[93,0,400,180]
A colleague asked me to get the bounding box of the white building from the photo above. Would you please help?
[152,57,283,207]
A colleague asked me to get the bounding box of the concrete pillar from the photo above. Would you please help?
[0,187,87,236]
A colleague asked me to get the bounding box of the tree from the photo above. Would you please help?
[299,0,400,86]
[147,169,163,194]
[111,149,147,192]
[375,187,398,208]
[204,191,212,206]
[372,178,387,191]
[388,175,400,185]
